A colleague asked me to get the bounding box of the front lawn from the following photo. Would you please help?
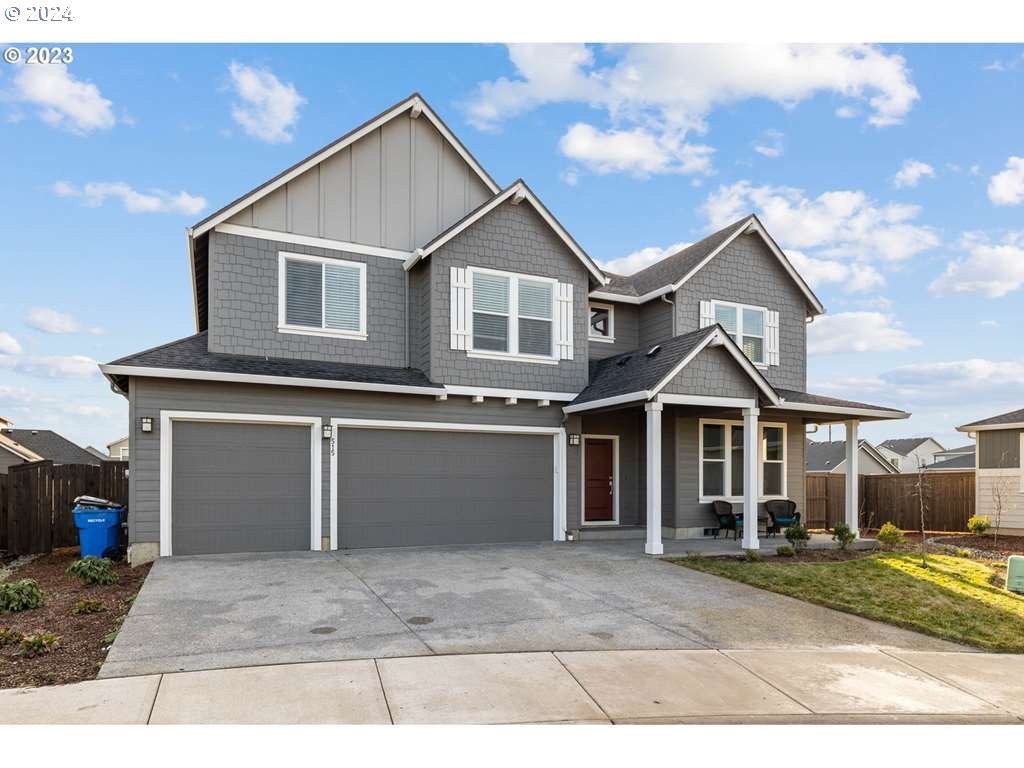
[673,551,1024,652]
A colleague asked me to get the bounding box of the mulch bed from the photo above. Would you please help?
[928,534,1024,557]
[0,548,151,689]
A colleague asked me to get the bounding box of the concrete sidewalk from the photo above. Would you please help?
[2,649,1022,724]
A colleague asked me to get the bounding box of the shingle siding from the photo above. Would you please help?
[427,201,589,391]
[207,231,407,367]
[587,302,639,361]
[659,347,758,399]
[674,233,807,391]
[639,299,673,347]
[407,260,432,371]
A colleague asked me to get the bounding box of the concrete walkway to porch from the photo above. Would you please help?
[2,648,1021,724]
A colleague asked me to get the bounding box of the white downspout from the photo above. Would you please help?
[661,293,676,336]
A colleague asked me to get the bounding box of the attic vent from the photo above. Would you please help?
[616,355,632,366]
[646,345,661,358]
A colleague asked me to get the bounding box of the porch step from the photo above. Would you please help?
[577,526,646,541]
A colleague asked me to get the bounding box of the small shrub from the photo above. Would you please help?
[15,632,60,658]
[0,627,24,646]
[743,549,762,562]
[967,515,991,536]
[0,579,45,613]
[67,557,118,586]
[785,523,810,551]
[776,544,795,557]
[876,522,905,551]
[831,522,856,550]
[955,548,975,559]
[71,598,106,615]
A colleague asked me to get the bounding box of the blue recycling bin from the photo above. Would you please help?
[73,506,126,559]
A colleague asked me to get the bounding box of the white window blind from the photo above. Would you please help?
[472,272,511,352]
[279,253,366,338]
[706,299,769,366]
[518,279,553,356]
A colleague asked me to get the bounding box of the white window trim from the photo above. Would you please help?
[159,411,323,557]
[711,299,767,368]
[119,447,130,460]
[581,434,620,526]
[329,417,567,549]
[697,418,788,503]
[277,251,368,341]
[468,266,558,363]
[588,301,616,343]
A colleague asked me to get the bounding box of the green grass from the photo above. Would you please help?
[673,552,1024,652]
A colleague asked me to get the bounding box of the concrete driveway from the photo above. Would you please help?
[101,542,963,678]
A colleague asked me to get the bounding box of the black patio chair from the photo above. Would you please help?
[765,499,800,537]
[712,500,741,540]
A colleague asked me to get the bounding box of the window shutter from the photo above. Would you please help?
[699,300,714,329]
[556,282,574,360]
[450,267,471,350]
[766,310,780,366]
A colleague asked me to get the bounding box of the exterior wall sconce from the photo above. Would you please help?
[140,416,153,433]
[322,424,332,440]
[568,433,580,446]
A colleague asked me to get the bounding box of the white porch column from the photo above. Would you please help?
[845,419,861,538]
[645,401,663,555]
[742,407,760,550]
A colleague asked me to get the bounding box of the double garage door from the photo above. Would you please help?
[170,420,554,556]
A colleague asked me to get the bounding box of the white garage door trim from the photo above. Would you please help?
[159,411,323,557]
[328,418,568,550]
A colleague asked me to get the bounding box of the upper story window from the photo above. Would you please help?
[119,447,129,460]
[712,300,766,365]
[588,302,615,343]
[469,267,555,361]
[277,252,367,340]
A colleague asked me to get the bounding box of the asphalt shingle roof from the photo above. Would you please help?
[775,389,906,415]
[805,440,853,472]
[877,437,936,455]
[106,332,441,390]
[927,454,976,470]
[1,429,100,466]
[571,327,719,406]
[959,407,1024,429]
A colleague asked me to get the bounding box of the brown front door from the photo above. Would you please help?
[584,438,615,523]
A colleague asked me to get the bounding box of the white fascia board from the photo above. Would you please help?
[562,391,649,414]
[768,401,910,420]
[330,417,562,436]
[99,364,446,397]
[191,95,499,239]
[0,436,43,462]
[187,230,199,332]
[415,182,608,284]
[958,422,1024,432]
[442,384,578,402]
[656,394,758,409]
[588,286,672,305]
[862,442,900,472]
[215,224,412,261]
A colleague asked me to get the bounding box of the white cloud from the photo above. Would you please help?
[0,332,22,355]
[987,157,1024,206]
[227,62,305,144]
[753,129,784,158]
[466,44,917,178]
[0,354,99,379]
[10,63,115,134]
[979,320,999,328]
[786,250,884,293]
[862,359,1024,401]
[53,181,206,216]
[807,312,921,355]
[930,231,1024,298]
[559,123,713,178]
[25,307,104,335]
[601,241,689,275]
[702,181,939,263]
[835,105,859,119]
[892,159,935,188]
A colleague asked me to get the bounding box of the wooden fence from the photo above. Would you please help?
[804,470,975,532]
[3,461,129,556]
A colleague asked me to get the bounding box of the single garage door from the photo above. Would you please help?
[337,429,553,548]
[171,421,311,555]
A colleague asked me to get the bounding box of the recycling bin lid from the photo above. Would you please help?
[73,495,122,509]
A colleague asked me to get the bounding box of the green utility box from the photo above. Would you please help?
[1007,556,1024,594]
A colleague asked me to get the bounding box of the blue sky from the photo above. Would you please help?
[1,43,1022,450]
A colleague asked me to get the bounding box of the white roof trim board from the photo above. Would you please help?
[589,216,825,316]
[406,181,608,284]
[0,432,44,462]
[958,421,1024,432]
[189,94,500,240]
[768,401,910,420]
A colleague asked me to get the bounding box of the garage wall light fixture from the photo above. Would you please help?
[568,433,580,446]
[140,416,153,433]
[322,424,332,439]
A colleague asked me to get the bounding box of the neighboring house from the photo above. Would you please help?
[98,93,909,564]
[107,436,130,461]
[0,422,102,474]
[806,439,898,475]
[927,443,976,472]
[86,446,112,462]
[958,409,1024,534]
[876,437,946,473]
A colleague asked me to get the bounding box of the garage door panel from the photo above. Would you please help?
[172,421,311,556]
[338,429,553,548]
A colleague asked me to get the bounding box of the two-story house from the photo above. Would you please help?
[100,94,909,565]
[876,437,945,473]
